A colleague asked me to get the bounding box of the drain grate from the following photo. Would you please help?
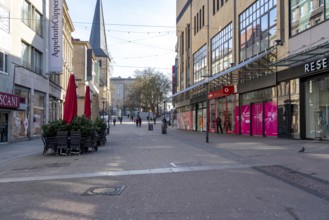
[253,165,329,202]
[82,185,126,196]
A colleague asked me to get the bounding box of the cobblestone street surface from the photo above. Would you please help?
[0,118,329,219]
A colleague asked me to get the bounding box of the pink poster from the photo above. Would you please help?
[235,106,240,134]
[241,105,250,135]
[252,103,263,136]
[264,102,278,136]
[186,111,191,130]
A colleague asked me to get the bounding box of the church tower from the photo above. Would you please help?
[89,0,111,113]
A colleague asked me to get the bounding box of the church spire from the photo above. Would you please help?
[89,0,108,57]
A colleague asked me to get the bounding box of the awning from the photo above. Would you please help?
[271,40,329,67]
[169,48,275,99]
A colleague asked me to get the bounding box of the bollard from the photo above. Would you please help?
[161,123,167,134]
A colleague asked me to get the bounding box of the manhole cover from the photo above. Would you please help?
[82,186,126,196]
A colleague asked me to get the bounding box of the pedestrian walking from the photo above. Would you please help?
[139,117,142,127]
[216,116,223,134]
[113,118,116,126]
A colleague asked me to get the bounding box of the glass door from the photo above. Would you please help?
[0,113,8,142]
[225,95,235,133]
[305,77,329,140]
[209,99,216,132]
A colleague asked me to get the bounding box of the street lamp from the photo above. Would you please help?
[107,107,110,134]
[102,99,105,119]
[205,80,209,143]
[201,76,211,143]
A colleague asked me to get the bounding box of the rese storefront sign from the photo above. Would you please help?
[0,92,20,109]
[305,58,328,73]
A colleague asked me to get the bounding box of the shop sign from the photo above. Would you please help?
[49,0,63,74]
[0,92,20,109]
[208,86,234,99]
[223,86,234,95]
[305,58,328,73]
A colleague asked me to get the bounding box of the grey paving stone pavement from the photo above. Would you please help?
[0,118,328,219]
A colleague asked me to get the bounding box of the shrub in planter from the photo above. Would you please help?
[41,119,68,137]
[94,117,107,133]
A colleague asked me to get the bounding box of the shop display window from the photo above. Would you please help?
[32,92,45,136]
[305,77,329,140]
[14,88,29,139]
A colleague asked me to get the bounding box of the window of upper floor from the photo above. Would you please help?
[22,0,43,37]
[211,23,233,75]
[21,41,43,75]
[0,51,8,75]
[290,0,329,37]
[194,5,205,35]
[193,44,207,84]
[239,0,277,61]
[0,3,10,33]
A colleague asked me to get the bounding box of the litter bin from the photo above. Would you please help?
[161,123,167,134]
[148,123,153,131]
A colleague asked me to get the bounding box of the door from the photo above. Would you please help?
[251,102,263,136]
[0,113,8,142]
[264,101,278,136]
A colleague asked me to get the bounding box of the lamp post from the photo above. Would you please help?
[206,80,209,143]
[102,100,105,119]
[107,107,110,134]
[201,76,211,143]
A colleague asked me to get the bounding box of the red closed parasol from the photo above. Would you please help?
[84,85,91,119]
[63,74,77,124]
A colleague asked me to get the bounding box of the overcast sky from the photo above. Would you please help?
[66,0,177,78]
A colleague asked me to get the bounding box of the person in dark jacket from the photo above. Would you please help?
[216,116,223,134]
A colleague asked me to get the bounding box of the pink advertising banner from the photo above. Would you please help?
[241,105,250,135]
[264,102,278,136]
[252,103,263,136]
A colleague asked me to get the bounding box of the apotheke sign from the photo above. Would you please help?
[305,58,328,73]
[0,92,20,109]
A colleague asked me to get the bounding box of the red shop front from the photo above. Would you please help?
[208,86,235,134]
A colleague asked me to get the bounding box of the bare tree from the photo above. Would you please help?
[127,68,171,115]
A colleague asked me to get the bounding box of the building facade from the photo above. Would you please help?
[72,39,100,120]
[0,0,76,143]
[0,0,50,142]
[174,0,329,141]
[111,77,136,116]
[0,0,114,143]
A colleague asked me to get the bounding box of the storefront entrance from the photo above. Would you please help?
[0,113,8,142]
[251,102,263,136]
[304,77,329,140]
